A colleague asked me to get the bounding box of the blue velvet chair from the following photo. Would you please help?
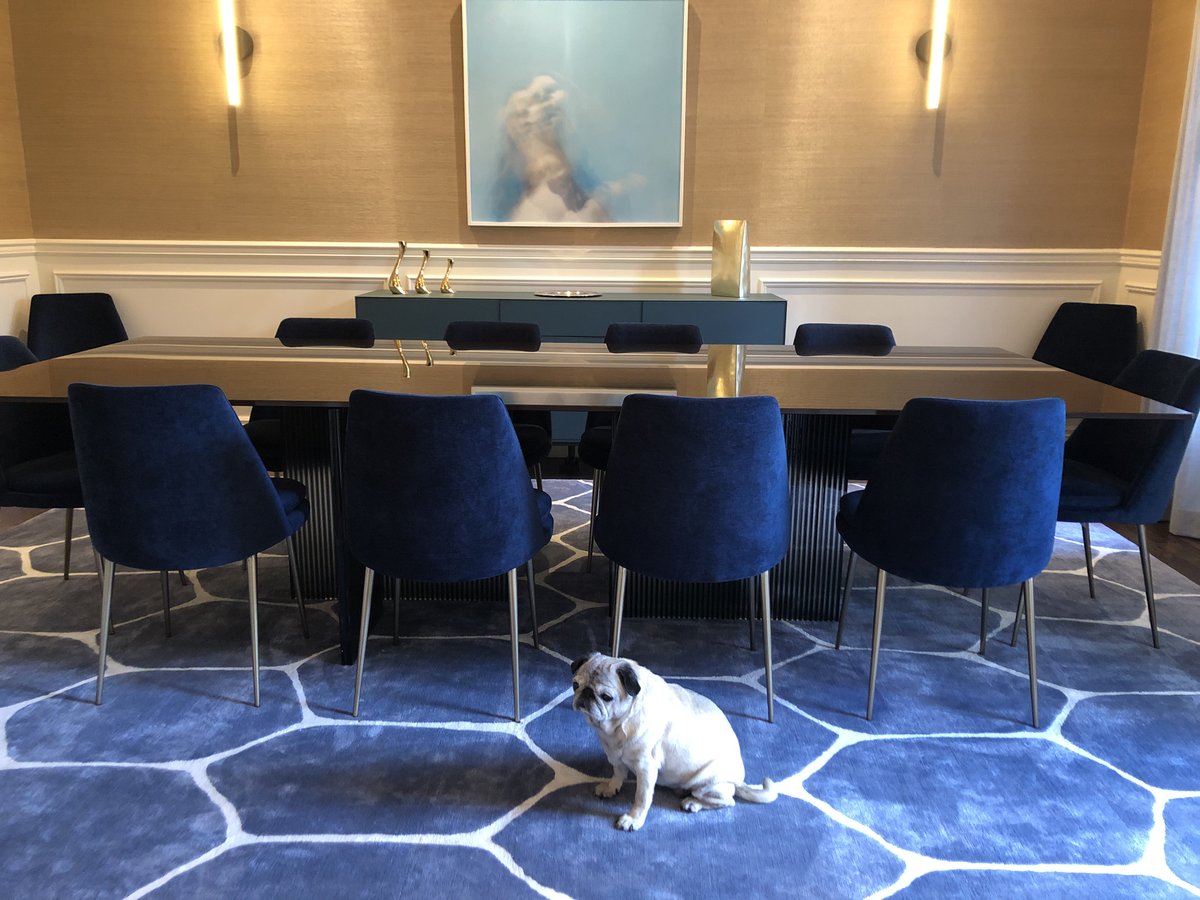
[27,292,128,361]
[0,337,81,579]
[345,390,554,722]
[579,322,704,572]
[1011,349,1200,650]
[68,383,311,706]
[245,316,376,472]
[1032,302,1138,385]
[792,322,898,482]
[594,394,789,721]
[835,397,1065,728]
[443,321,553,490]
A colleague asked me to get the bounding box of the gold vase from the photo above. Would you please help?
[385,240,407,294]
[711,219,750,298]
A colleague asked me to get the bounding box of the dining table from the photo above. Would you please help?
[0,336,1188,663]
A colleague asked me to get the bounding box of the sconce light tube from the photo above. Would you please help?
[925,0,950,110]
[220,0,241,107]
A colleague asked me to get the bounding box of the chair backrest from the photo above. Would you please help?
[0,336,74,480]
[844,397,1065,588]
[1064,349,1200,522]
[444,321,541,351]
[793,323,895,356]
[68,383,294,571]
[27,293,128,360]
[1032,302,1138,385]
[594,394,790,583]
[344,391,548,581]
[276,317,375,347]
[604,323,703,353]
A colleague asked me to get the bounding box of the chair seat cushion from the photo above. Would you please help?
[271,477,310,533]
[245,418,283,472]
[578,425,613,471]
[1057,459,1127,518]
[514,423,552,469]
[1,450,83,508]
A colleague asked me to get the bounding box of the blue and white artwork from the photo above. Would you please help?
[463,0,687,226]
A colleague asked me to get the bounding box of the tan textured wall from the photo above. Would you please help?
[1126,0,1197,250]
[0,0,31,239]
[8,0,1157,247]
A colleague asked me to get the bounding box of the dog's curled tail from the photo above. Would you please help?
[734,777,777,804]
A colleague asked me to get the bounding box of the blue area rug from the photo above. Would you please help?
[1,481,1199,898]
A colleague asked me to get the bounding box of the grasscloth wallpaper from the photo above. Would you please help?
[0,0,31,239]
[0,0,1192,248]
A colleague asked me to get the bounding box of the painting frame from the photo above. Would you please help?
[462,0,688,228]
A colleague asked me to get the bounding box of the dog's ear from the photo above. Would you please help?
[570,651,599,675]
[616,663,641,697]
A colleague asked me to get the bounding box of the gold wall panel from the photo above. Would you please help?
[0,0,31,238]
[4,0,1177,248]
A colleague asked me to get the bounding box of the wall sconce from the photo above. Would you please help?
[218,0,254,107]
[915,0,951,110]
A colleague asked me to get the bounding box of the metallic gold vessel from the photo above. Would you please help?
[385,240,407,295]
[711,220,750,298]
[414,249,432,294]
[439,258,455,294]
[706,344,745,397]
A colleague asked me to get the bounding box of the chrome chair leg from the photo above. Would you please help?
[93,550,116,635]
[352,567,376,717]
[586,469,604,573]
[835,551,858,649]
[760,571,774,724]
[392,577,401,646]
[534,463,544,492]
[284,535,309,639]
[1009,581,1026,647]
[525,558,540,650]
[63,507,73,580]
[865,568,887,721]
[159,570,173,638]
[507,567,521,722]
[1081,523,1096,599]
[178,569,187,586]
[1137,524,1161,649]
[95,557,116,705]
[978,587,989,656]
[247,554,261,708]
[611,565,628,656]
[1025,576,1039,728]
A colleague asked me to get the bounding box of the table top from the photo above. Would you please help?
[0,336,1186,418]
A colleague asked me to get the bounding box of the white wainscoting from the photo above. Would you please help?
[1,240,1162,355]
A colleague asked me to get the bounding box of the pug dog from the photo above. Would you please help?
[571,651,777,831]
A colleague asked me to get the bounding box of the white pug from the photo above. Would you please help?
[571,651,777,831]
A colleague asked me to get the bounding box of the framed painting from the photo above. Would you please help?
[462,0,688,227]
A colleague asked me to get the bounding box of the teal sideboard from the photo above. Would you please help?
[354,290,789,344]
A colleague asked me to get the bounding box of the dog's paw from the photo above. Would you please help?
[614,814,643,831]
[681,796,703,813]
[595,780,621,798]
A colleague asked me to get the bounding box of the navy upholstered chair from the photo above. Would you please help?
[835,397,1065,728]
[443,321,553,489]
[68,383,311,706]
[792,323,897,481]
[345,390,554,722]
[0,337,81,578]
[579,322,703,572]
[594,394,789,721]
[27,292,128,361]
[1012,349,1200,650]
[1033,302,1138,385]
[245,317,376,472]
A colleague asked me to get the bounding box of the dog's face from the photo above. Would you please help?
[570,652,641,725]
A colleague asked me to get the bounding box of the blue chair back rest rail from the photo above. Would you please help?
[343,391,549,582]
[68,383,297,571]
[594,394,790,584]
[0,337,74,479]
[794,323,895,356]
[1063,349,1200,521]
[27,293,128,360]
[604,322,703,354]
[843,397,1065,588]
[1033,302,1138,385]
[444,321,541,352]
[276,317,375,348]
